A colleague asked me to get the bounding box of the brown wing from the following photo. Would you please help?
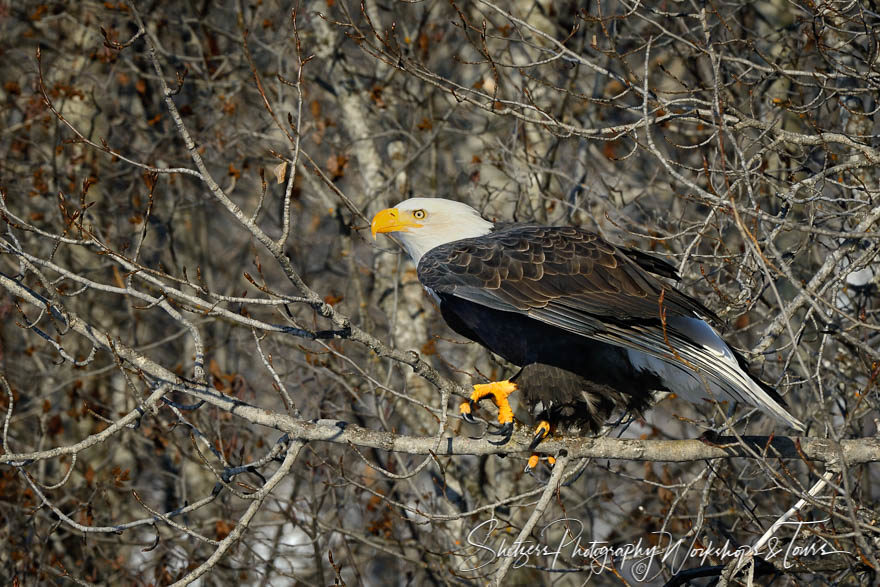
[417,225,805,431]
[417,224,717,332]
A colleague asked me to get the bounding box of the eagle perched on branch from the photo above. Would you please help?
[371,198,804,470]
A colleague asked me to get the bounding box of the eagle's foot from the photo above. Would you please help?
[459,401,478,424]
[487,421,513,445]
[528,420,551,451]
[524,454,557,475]
[462,380,517,433]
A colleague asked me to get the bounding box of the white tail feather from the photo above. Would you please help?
[622,318,804,431]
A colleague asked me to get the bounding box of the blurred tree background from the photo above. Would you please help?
[0,1,878,585]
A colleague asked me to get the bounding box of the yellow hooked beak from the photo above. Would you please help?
[370,208,423,239]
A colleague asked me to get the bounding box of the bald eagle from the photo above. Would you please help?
[371,198,804,468]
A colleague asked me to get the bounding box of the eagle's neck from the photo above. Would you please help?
[398,217,494,264]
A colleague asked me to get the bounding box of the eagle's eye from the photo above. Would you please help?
[412,209,427,220]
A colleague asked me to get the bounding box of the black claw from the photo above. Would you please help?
[525,465,549,484]
[461,412,478,424]
[529,431,546,451]
[487,422,513,446]
[486,420,507,433]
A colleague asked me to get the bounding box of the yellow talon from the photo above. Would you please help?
[525,453,556,473]
[459,401,472,416]
[470,380,517,425]
[527,454,540,470]
[535,420,550,438]
[529,420,551,450]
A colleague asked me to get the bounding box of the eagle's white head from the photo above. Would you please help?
[371,198,494,264]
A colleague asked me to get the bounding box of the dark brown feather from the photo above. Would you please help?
[416,222,802,432]
[418,224,716,327]
[516,363,653,433]
[420,225,708,431]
